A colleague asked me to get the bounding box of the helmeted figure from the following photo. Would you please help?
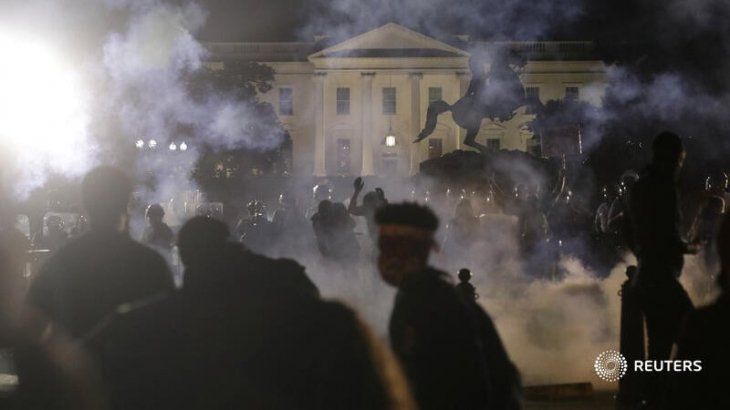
[444,199,480,253]
[689,171,728,275]
[307,183,333,218]
[271,192,311,255]
[594,185,618,235]
[237,200,273,254]
[34,215,69,253]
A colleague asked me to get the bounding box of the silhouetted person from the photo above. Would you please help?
[445,198,480,251]
[33,215,69,253]
[236,200,273,254]
[271,192,311,255]
[348,177,387,239]
[141,204,173,252]
[26,167,174,338]
[311,200,359,261]
[376,202,519,410]
[664,213,730,409]
[628,132,698,408]
[89,217,414,409]
[629,132,698,362]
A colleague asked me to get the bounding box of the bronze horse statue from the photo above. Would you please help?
[414,53,527,153]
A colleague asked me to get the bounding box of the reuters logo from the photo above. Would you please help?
[594,350,628,382]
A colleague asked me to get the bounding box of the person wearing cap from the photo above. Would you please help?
[375,202,518,410]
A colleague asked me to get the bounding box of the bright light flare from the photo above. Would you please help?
[0,33,92,190]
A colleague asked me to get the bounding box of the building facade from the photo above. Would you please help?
[206,23,606,177]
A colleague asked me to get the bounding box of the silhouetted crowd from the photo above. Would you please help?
[0,131,728,409]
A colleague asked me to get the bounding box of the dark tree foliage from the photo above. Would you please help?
[189,61,291,199]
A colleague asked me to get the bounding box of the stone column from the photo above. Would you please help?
[313,72,327,176]
[409,72,423,175]
[456,71,471,150]
[361,72,375,176]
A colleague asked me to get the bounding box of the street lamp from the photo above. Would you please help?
[135,139,144,149]
[179,142,188,151]
[169,142,177,151]
[148,139,157,149]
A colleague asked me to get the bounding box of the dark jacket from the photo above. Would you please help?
[27,230,174,338]
[390,268,490,410]
[629,164,688,278]
[88,245,403,410]
[664,295,730,409]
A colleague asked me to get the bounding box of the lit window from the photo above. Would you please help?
[279,87,293,115]
[382,87,396,114]
[336,87,350,115]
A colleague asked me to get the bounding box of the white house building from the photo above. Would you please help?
[206,23,606,177]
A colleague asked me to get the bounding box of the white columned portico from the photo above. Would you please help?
[456,71,470,150]
[409,72,423,174]
[361,72,375,176]
[313,72,327,176]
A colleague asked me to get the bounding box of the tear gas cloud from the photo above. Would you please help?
[1,0,728,390]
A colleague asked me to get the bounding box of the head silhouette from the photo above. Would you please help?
[81,167,132,230]
[146,204,165,225]
[177,217,230,270]
[652,131,685,170]
[375,203,439,287]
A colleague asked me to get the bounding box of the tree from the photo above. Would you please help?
[188,61,291,200]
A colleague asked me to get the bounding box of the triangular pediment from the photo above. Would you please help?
[309,23,469,59]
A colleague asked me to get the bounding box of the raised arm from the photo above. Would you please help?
[348,177,365,216]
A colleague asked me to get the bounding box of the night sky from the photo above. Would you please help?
[196,0,308,41]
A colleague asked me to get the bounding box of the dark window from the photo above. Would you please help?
[382,87,396,114]
[336,138,351,174]
[428,138,443,159]
[487,138,500,152]
[565,86,579,102]
[428,87,442,103]
[336,87,350,115]
[279,88,293,115]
